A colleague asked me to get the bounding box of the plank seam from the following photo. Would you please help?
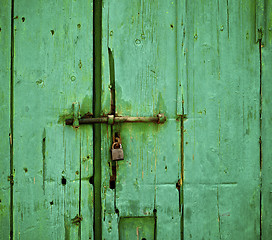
[9,0,15,238]
[79,135,82,239]
[259,39,263,240]
[93,0,103,239]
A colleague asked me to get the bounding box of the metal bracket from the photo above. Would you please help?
[72,102,80,128]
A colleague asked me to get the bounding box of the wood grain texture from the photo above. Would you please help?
[183,1,260,239]
[261,1,272,238]
[0,1,11,239]
[0,0,271,239]
[12,0,93,238]
[102,0,182,239]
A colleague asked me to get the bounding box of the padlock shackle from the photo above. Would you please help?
[112,142,122,149]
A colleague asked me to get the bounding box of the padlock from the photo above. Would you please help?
[111,142,124,161]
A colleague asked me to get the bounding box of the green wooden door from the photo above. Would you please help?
[1,1,272,240]
[1,0,94,239]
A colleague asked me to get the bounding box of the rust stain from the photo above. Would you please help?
[179,178,182,186]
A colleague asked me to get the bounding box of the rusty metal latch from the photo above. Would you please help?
[65,104,166,126]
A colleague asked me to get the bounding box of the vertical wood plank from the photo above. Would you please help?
[101,0,111,116]
[177,0,187,115]
[183,1,260,239]
[156,185,181,239]
[80,126,94,240]
[103,0,182,239]
[101,125,119,240]
[13,0,93,238]
[0,0,11,239]
[101,2,119,237]
[261,1,272,238]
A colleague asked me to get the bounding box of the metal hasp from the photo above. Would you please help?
[65,113,167,125]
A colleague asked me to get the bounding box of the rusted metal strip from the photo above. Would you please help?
[65,113,166,125]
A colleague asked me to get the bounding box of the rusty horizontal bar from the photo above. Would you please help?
[114,116,160,123]
[65,114,166,125]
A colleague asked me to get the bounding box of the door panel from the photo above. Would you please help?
[0,1,11,239]
[183,1,260,239]
[101,0,182,239]
[12,0,93,239]
[262,1,272,238]
[101,126,119,240]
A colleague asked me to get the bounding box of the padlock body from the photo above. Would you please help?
[111,148,124,161]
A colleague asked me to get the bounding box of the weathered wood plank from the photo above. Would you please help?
[13,0,93,238]
[100,2,119,237]
[103,0,182,238]
[80,126,94,239]
[183,184,220,239]
[111,1,178,118]
[183,1,260,239]
[156,185,181,239]
[261,1,272,238]
[100,124,119,239]
[0,1,11,239]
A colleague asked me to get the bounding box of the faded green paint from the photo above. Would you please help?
[0,1,11,239]
[10,0,93,239]
[183,1,260,239]
[101,1,181,239]
[119,217,155,240]
[1,0,272,239]
[262,1,272,238]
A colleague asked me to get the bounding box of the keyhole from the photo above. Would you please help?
[142,238,147,240]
